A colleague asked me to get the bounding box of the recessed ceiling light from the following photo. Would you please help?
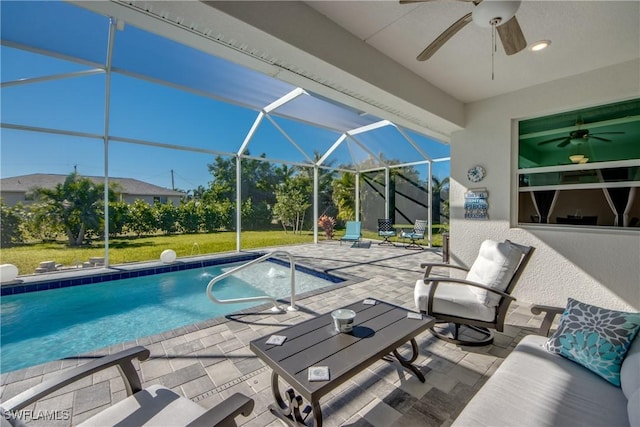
[530,40,551,52]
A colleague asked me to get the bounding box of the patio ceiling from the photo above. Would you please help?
[0,1,450,174]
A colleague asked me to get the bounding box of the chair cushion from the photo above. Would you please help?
[414,279,496,322]
[78,384,206,426]
[544,298,640,387]
[466,240,523,307]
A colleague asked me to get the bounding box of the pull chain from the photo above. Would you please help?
[491,24,495,80]
[490,18,501,81]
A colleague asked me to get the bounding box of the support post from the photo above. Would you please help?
[236,155,242,252]
[313,166,319,244]
[102,18,117,267]
[355,172,360,222]
[385,167,390,219]
[427,162,433,248]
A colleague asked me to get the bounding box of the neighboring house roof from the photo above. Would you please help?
[0,174,185,197]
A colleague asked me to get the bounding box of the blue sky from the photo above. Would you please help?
[1,1,449,192]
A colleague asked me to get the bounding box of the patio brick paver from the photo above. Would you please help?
[0,240,549,426]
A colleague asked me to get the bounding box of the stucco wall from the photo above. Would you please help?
[450,59,640,311]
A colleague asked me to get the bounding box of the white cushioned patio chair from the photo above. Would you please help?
[414,240,534,346]
[0,346,254,427]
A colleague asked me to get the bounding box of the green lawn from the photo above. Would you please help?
[1,226,446,276]
[0,231,314,275]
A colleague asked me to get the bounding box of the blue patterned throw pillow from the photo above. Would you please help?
[545,298,640,386]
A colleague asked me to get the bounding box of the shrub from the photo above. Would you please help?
[318,214,336,240]
[0,201,24,246]
[179,200,201,233]
[128,199,157,236]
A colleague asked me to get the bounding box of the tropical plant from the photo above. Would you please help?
[106,200,130,237]
[317,214,336,240]
[19,202,62,242]
[273,174,312,234]
[207,152,279,228]
[178,200,200,233]
[30,173,115,246]
[432,176,450,223]
[0,200,24,246]
[155,202,179,234]
[128,199,157,237]
[331,172,356,222]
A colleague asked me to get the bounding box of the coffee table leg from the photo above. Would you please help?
[392,338,425,382]
[269,371,323,426]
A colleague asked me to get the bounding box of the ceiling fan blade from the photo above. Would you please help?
[557,138,572,148]
[417,12,473,61]
[591,131,625,135]
[589,136,612,142]
[497,16,527,55]
[400,0,476,3]
[537,137,569,146]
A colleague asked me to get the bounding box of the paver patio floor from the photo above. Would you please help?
[1,240,548,426]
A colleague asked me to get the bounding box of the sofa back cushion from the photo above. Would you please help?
[466,240,523,307]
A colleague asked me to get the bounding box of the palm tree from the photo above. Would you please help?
[432,176,450,224]
[32,173,114,246]
[331,172,356,222]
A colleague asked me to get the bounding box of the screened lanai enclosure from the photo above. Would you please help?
[0,1,450,272]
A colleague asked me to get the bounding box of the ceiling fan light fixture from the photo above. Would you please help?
[569,154,585,163]
[472,0,521,28]
[530,40,551,51]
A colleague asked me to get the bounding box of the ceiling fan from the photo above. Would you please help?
[537,119,625,148]
[403,0,527,61]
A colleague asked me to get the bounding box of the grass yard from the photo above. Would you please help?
[0,231,314,275]
[0,226,446,276]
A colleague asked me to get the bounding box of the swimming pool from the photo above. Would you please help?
[0,256,344,373]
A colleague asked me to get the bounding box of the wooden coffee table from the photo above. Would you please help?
[250,299,435,426]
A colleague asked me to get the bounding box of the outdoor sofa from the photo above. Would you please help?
[453,303,640,427]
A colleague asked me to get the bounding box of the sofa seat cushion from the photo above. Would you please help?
[414,279,496,322]
[453,335,628,427]
[78,384,206,426]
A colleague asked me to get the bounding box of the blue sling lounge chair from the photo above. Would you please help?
[340,221,362,246]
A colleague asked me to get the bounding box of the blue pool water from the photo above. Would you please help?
[0,260,340,373]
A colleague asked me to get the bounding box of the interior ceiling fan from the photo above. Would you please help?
[537,119,625,148]
[403,0,527,61]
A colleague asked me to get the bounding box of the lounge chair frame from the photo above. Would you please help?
[0,346,254,427]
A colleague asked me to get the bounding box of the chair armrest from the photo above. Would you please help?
[420,262,469,277]
[427,277,515,301]
[531,305,565,336]
[186,393,255,427]
[1,346,150,412]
